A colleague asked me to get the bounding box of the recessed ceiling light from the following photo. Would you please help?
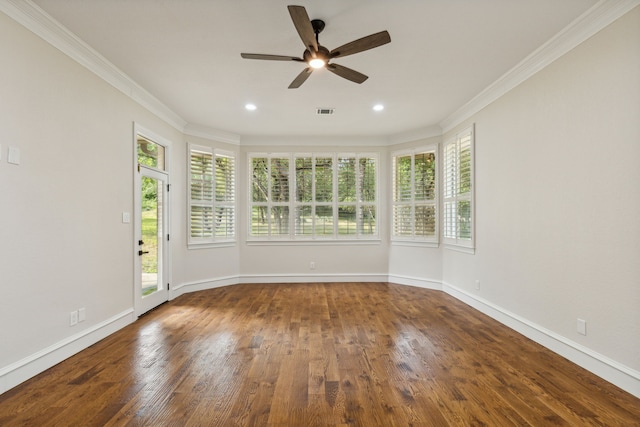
[245,103,257,111]
[373,104,384,111]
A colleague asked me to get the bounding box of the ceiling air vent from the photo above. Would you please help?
[316,108,335,115]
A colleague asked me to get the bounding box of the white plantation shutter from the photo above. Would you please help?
[392,147,437,243]
[315,156,334,237]
[188,145,236,245]
[443,125,474,248]
[335,154,377,237]
[215,154,235,239]
[393,205,412,236]
[357,156,377,236]
[190,150,214,239]
[249,154,291,238]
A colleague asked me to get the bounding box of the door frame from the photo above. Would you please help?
[133,123,172,317]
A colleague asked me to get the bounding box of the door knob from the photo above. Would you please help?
[138,250,150,256]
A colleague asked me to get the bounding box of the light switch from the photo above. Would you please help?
[8,146,20,165]
[577,318,587,336]
[122,212,131,223]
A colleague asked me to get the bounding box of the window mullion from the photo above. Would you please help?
[411,153,416,238]
[333,153,338,238]
[355,154,362,237]
[311,154,316,238]
[289,154,295,239]
[266,158,272,238]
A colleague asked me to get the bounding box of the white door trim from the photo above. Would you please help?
[133,123,172,317]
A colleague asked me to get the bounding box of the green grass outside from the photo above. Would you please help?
[141,210,158,274]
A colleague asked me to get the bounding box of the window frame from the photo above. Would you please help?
[247,152,380,243]
[391,145,439,247]
[187,143,237,248]
[442,125,475,252]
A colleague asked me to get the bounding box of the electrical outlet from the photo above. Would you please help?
[475,280,480,290]
[78,307,86,322]
[70,310,78,326]
[310,261,316,270]
[577,318,587,336]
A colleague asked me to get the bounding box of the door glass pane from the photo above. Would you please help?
[137,137,165,171]
[141,176,163,297]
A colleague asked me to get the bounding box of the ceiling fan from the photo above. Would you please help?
[241,5,391,89]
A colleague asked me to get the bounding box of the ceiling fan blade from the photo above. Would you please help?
[288,67,313,89]
[241,53,304,62]
[327,63,368,84]
[288,5,318,52]
[330,31,391,58]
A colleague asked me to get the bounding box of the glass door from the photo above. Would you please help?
[140,172,163,294]
[135,133,170,316]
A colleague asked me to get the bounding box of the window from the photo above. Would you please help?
[251,156,290,237]
[249,153,378,240]
[443,125,474,249]
[392,147,437,244]
[188,144,236,246]
[137,136,165,171]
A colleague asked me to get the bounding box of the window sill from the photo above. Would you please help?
[246,238,381,246]
[443,243,475,254]
[188,241,236,250]
[391,239,439,248]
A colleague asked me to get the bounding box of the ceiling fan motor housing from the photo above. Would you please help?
[304,45,330,63]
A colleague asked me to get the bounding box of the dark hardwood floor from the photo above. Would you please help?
[0,282,638,426]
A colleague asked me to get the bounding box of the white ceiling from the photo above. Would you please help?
[32,0,598,138]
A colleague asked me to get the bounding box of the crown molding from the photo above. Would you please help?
[439,0,640,133]
[240,134,389,147]
[184,123,242,145]
[388,125,443,145]
[0,0,188,132]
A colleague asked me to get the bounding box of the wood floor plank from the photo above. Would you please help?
[0,282,638,426]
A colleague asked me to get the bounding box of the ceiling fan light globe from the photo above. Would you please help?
[309,58,326,69]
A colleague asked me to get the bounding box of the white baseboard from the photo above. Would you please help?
[442,281,640,399]
[170,275,240,298]
[0,309,135,395]
[388,274,443,290]
[238,273,389,284]
[170,274,389,298]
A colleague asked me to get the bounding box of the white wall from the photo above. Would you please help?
[0,10,182,382]
[171,135,241,293]
[442,6,640,377]
[387,136,443,288]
